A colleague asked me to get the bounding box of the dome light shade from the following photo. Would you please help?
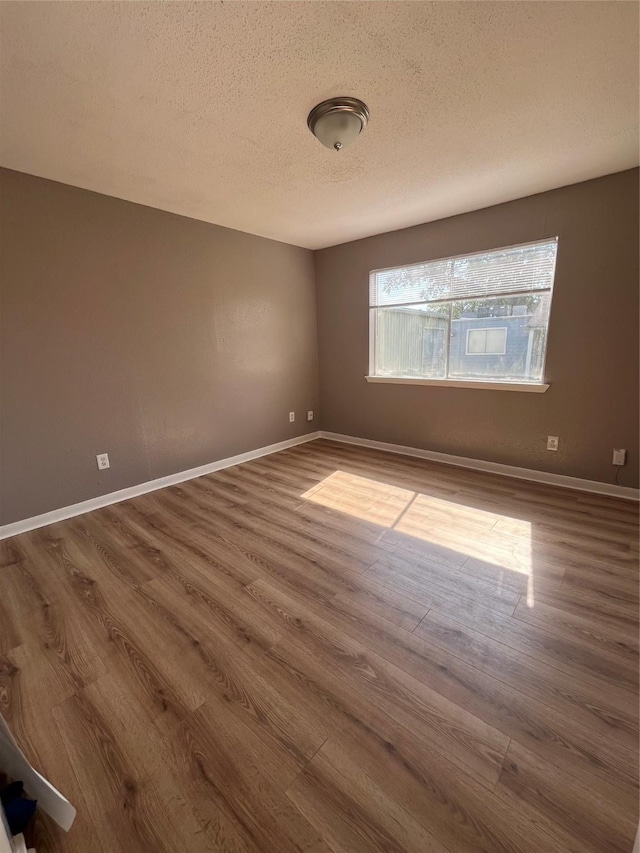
[307,97,370,152]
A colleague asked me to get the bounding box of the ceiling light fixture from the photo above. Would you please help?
[307,97,370,152]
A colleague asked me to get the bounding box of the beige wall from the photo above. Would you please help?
[316,169,639,488]
[2,168,638,527]
[0,169,319,524]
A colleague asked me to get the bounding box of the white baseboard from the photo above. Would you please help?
[0,432,321,540]
[319,431,640,502]
[2,427,636,540]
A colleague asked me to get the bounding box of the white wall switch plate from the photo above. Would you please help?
[307,410,314,421]
[96,453,110,470]
[613,448,627,466]
[289,412,295,423]
[547,436,559,451]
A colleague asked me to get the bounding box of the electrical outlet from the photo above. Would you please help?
[307,410,314,422]
[613,448,627,466]
[289,412,295,423]
[546,436,559,451]
[96,453,110,470]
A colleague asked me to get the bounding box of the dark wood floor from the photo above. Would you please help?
[0,439,638,852]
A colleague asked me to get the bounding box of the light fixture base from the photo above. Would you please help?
[307,97,370,152]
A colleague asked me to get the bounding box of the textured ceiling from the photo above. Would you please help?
[1,2,638,249]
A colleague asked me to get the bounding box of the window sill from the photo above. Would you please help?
[365,376,550,393]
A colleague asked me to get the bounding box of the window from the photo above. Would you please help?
[368,238,558,388]
[466,327,507,355]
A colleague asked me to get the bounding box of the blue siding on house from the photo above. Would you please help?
[448,314,538,380]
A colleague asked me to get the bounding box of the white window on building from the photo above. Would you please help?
[466,327,507,355]
[368,238,558,386]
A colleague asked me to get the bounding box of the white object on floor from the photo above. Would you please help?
[10,834,26,853]
[0,714,76,832]
[0,823,29,853]
[0,812,10,853]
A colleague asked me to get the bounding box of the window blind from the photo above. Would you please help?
[369,238,558,307]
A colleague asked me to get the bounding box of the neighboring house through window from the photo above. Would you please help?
[368,238,558,386]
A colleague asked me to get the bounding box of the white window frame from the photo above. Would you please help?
[465,326,507,356]
[366,238,557,393]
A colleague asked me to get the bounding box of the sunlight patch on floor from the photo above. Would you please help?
[302,469,534,605]
[301,470,415,527]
